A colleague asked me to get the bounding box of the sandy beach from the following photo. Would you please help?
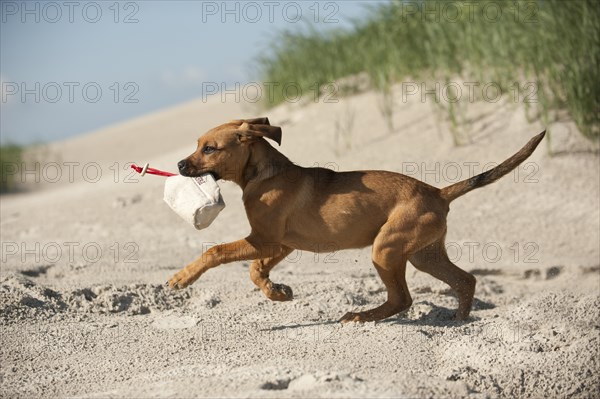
[1,89,598,398]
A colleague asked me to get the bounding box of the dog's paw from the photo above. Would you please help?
[339,311,367,323]
[167,269,199,289]
[265,283,293,301]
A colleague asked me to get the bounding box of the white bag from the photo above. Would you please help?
[163,174,225,230]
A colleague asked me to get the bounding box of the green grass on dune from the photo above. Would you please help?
[0,144,23,193]
[258,0,599,141]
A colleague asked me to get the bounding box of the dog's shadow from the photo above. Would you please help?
[263,298,494,332]
[384,298,495,327]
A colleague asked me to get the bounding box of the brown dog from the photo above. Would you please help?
[169,117,545,322]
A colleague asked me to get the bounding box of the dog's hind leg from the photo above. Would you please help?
[409,237,476,320]
[340,229,413,323]
[249,246,294,301]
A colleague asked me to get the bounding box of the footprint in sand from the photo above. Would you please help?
[523,266,563,280]
[20,264,54,277]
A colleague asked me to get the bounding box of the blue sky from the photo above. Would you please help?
[0,1,384,145]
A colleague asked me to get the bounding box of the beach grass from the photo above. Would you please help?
[257,0,599,141]
[0,144,23,193]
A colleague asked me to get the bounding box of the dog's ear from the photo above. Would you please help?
[236,119,282,146]
[230,117,271,126]
[241,117,271,126]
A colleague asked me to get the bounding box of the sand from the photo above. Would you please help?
[1,88,599,398]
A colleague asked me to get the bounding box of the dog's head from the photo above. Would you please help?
[177,117,282,182]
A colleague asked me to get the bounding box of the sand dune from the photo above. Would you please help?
[1,88,598,398]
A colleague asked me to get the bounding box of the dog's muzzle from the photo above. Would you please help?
[177,159,219,180]
[177,159,189,175]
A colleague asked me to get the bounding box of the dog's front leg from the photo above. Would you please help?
[249,246,294,301]
[168,238,283,289]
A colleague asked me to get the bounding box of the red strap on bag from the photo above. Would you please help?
[130,163,177,177]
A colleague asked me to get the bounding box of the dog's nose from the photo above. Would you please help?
[177,160,187,172]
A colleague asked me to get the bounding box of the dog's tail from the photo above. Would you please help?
[440,131,546,203]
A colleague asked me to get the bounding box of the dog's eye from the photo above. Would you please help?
[203,146,216,154]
